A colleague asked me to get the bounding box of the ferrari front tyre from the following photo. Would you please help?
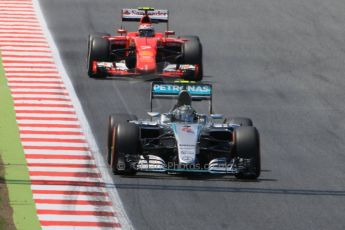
[88,33,110,47]
[87,34,110,78]
[180,36,203,81]
[107,113,138,165]
[87,33,110,74]
[234,126,261,180]
[110,123,139,176]
[125,55,136,70]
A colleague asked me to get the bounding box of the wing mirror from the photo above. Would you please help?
[147,112,161,118]
[117,28,127,35]
[211,114,223,119]
[165,31,175,36]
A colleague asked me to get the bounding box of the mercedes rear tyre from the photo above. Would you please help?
[110,123,140,175]
[234,126,261,180]
[228,117,253,126]
[87,33,110,78]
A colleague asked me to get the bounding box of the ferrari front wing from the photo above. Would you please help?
[91,61,200,79]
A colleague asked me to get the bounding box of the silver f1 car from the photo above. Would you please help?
[107,82,261,179]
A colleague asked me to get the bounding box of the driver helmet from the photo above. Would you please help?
[138,24,155,37]
[172,105,196,122]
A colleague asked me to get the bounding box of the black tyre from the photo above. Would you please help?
[228,117,253,126]
[107,113,138,165]
[88,33,110,47]
[234,126,261,180]
[180,36,203,81]
[87,33,110,63]
[87,34,110,78]
[125,54,136,70]
[110,123,140,175]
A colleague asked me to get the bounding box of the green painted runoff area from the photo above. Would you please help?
[0,54,41,229]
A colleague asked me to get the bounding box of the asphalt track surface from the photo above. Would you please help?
[39,0,345,229]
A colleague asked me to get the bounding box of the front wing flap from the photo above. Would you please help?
[134,155,240,174]
[92,61,199,78]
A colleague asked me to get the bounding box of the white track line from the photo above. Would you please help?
[0,12,36,16]
[0,42,48,46]
[13,99,72,104]
[11,89,68,93]
[31,185,107,192]
[6,72,58,76]
[43,227,119,230]
[33,194,109,200]
[0,2,33,5]
[35,204,114,212]
[42,227,119,230]
[0,21,40,26]
[0,34,44,38]
[16,113,77,118]
[14,107,74,112]
[9,84,65,88]
[24,149,90,156]
[29,167,98,173]
[18,120,78,125]
[20,127,82,132]
[2,51,52,56]
[0,23,42,27]
[0,3,33,6]
[3,57,54,61]
[0,34,42,39]
[22,141,88,147]
[29,176,101,183]
[0,18,38,23]
[27,159,96,165]
[38,215,116,222]
[4,64,57,68]
[0,16,37,19]
[21,134,84,139]
[22,134,83,138]
[1,47,50,52]
[13,94,68,98]
[0,9,35,13]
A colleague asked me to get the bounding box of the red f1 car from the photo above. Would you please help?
[87,7,203,81]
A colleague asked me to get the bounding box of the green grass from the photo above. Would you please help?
[0,53,41,229]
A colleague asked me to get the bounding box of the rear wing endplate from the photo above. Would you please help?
[122,8,169,23]
[150,81,213,113]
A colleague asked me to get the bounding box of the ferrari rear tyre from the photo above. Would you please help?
[234,126,261,180]
[87,34,110,78]
[180,36,203,81]
[110,123,139,175]
[107,113,138,165]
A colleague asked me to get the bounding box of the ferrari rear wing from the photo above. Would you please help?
[150,81,213,113]
[122,8,169,23]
